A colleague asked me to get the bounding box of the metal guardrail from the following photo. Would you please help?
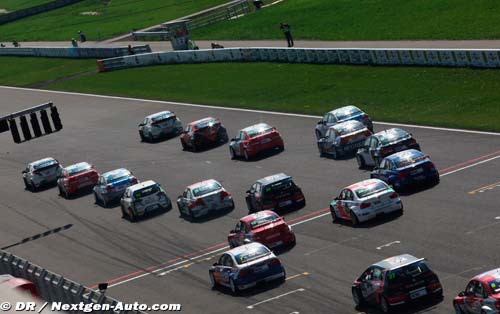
[0,250,145,314]
[0,45,152,58]
[185,1,251,31]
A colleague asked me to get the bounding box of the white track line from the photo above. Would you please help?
[441,155,500,177]
[1,86,499,136]
[246,288,305,309]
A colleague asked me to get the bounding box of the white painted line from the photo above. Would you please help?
[376,240,401,250]
[441,155,500,177]
[246,288,305,309]
[495,216,500,220]
[1,85,499,136]
[289,212,330,227]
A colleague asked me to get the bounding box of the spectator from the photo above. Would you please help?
[253,0,263,10]
[280,22,294,47]
[71,38,78,47]
[1,43,5,47]
[211,42,224,49]
[12,41,20,47]
[128,45,135,55]
[78,31,87,43]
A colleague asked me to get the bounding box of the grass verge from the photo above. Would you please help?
[192,0,500,41]
[0,0,52,12]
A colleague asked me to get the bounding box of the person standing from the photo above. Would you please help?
[78,31,87,43]
[280,22,294,47]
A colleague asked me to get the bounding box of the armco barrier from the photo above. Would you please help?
[0,250,145,314]
[96,47,500,72]
[0,45,151,59]
[0,0,84,25]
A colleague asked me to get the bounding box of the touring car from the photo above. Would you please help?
[246,173,305,213]
[317,120,372,158]
[356,128,421,168]
[0,275,39,298]
[180,117,228,151]
[453,268,500,314]
[229,123,284,160]
[330,179,402,226]
[209,242,286,294]
[120,180,171,221]
[93,168,138,207]
[352,254,443,313]
[138,111,183,142]
[370,149,440,191]
[228,210,295,249]
[22,157,63,191]
[57,162,99,198]
[177,179,234,220]
[315,105,373,138]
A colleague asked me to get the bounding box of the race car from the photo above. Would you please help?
[246,173,305,213]
[180,117,228,151]
[352,254,443,313]
[93,168,138,207]
[22,157,63,191]
[0,275,40,299]
[370,149,440,191]
[330,179,402,226]
[454,268,500,314]
[228,210,296,249]
[209,242,286,294]
[177,179,234,220]
[356,128,421,168]
[57,162,99,198]
[317,120,372,159]
[138,111,183,142]
[229,123,284,160]
[315,105,373,138]
[120,180,171,221]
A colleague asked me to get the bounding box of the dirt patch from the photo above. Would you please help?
[0,8,10,14]
[80,11,100,16]
[28,69,98,89]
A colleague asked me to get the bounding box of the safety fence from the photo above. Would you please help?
[97,47,500,72]
[0,250,145,314]
[0,0,84,25]
[0,45,151,59]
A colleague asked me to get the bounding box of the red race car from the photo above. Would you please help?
[180,117,228,151]
[57,162,99,198]
[228,210,296,250]
[453,268,500,314]
[229,123,284,160]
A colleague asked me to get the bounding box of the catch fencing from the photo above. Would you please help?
[0,250,145,314]
[0,45,151,59]
[97,47,500,72]
[0,0,84,25]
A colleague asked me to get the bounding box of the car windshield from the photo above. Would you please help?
[246,123,273,138]
[33,159,58,171]
[234,246,270,264]
[333,121,365,136]
[386,260,430,287]
[333,106,362,121]
[393,151,427,168]
[133,184,160,199]
[192,181,222,197]
[195,118,218,129]
[105,170,130,184]
[263,178,294,198]
[66,163,91,176]
[151,113,174,122]
[249,212,280,229]
[355,181,388,198]
[488,279,500,294]
[378,129,409,145]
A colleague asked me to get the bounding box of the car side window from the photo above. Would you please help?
[255,183,262,195]
[327,114,336,124]
[218,254,226,265]
[250,183,257,193]
[465,281,475,295]
[385,160,392,170]
[475,281,486,298]
[379,159,386,169]
[370,138,378,149]
[182,189,188,198]
[363,268,374,281]
[373,268,383,281]
[347,190,354,201]
[241,223,248,233]
[239,131,246,140]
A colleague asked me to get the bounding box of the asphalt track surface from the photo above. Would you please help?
[0,86,499,314]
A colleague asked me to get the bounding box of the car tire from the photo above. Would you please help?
[148,132,154,142]
[332,148,338,160]
[379,296,391,313]
[330,206,337,223]
[244,149,250,161]
[315,130,322,139]
[23,178,30,190]
[139,131,145,142]
[209,272,218,290]
[129,209,136,222]
[246,198,254,213]
[352,287,365,308]
[350,212,360,227]
[356,154,366,169]
[181,140,188,151]
[277,145,284,152]
[229,278,239,295]
[93,192,100,205]
[229,147,236,160]
[218,130,228,143]
[229,199,235,210]
[121,205,127,219]
[101,196,108,208]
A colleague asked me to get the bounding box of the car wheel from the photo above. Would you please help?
[181,140,188,151]
[380,296,391,313]
[229,278,239,295]
[453,302,463,314]
[332,148,338,159]
[101,196,108,208]
[148,132,154,142]
[244,149,250,161]
[139,131,145,142]
[93,192,100,205]
[229,200,235,210]
[129,209,136,222]
[246,198,254,213]
[23,178,30,190]
[121,205,127,218]
[356,154,366,169]
[352,287,365,307]
[277,145,284,152]
[315,130,322,139]
[330,206,337,223]
[350,211,360,227]
[209,272,218,290]
[218,130,228,143]
[229,147,236,160]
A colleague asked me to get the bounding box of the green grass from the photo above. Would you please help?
[0,0,51,12]
[40,62,500,132]
[0,0,227,41]
[0,56,95,86]
[192,0,500,41]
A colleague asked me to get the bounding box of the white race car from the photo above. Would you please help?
[138,111,183,142]
[330,179,403,226]
[177,179,234,220]
[120,180,172,221]
[22,157,63,191]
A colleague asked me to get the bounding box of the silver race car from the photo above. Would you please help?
[22,157,63,191]
[138,111,183,142]
[315,105,373,139]
[317,120,372,159]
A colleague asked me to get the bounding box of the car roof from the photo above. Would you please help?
[475,268,500,283]
[29,157,57,166]
[102,168,130,178]
[373,254,423,270]
[256,173,290,185]
[189,117,217,126]
[145,111,174,119]
[240,210,279,223]
[329,120,365,132]
[328,105,362,115]
[386,149,424,162]
[65,161,91,171]
[242,123,272,133]
[128,180,157,192]
[346,178,384,191]
[226,242,267,257]
[373,127,407,138]
[188,179,221,190]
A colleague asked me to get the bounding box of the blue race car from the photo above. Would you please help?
[370,149,439,191]
[93,168,138,207]
[209,242,286,294]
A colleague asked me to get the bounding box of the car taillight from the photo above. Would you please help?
[408,138,417,145]
[361,114,369,121]
[106,185,115,192]
[130,177,138,184]
[427,282,441,291]
[380,147,392,155]
[389,192,398,199]
[340,137,348,145]
[220,190,231,200]
[239,268,252,276]
[360,202,370,209]
[268,258,281,266]
[397,170,409,179]
[425,162,435,169]
[189,197,205,208]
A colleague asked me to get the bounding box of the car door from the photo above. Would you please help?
[121,189,131,209]
[177,189,190,213]
[213,254,226,284]
[359,267,377,304]
[219,254,233,285]
[246,183,258,211]
[342,189,355,215]
[464,280,484,314]
[322,128,335,154]
[326,112,337,129]
[369,137,381,165]
[232,131,244,156]
[335,190,349,219]
[253,183,263,211]
[231,221,243,246]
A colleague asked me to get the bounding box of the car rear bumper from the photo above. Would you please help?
[236,271,285,290]
[357,201,403,222]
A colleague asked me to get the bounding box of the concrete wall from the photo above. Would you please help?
[0,45,152,59]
